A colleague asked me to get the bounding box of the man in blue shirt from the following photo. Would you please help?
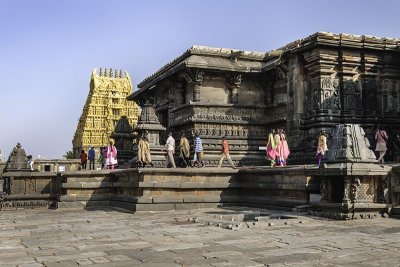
[194,133,205,167]
[88,147,96,170]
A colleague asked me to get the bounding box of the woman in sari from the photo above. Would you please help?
[266,129,276,167]
[106,141,118,169]
[279,129,290,166]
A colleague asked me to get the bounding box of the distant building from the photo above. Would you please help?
[73,68,140,157]
[129,32,400,165]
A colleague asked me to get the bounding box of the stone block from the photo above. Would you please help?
[151,197,184,203]
[134,203,175,211]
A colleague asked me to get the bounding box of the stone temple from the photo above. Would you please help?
[73,68,141,157]
[128,32,400,165]
[1,32,400,221]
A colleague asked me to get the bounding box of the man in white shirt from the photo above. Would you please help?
[163,132,176,168]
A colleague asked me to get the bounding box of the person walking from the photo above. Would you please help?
[266,129,276,167]
[106,141,118,169]
[99,147,107,169]
[375,125,389,163]
[179,133,190,167]
[80,150,88,170]
[163,132,176,168]
[27,155,34,171]
[88,147,95,170]
[217,136,235,168]
[138,133,153,167]
[279,129,290,166]
[194,133,205,167]
[316,129,328,168]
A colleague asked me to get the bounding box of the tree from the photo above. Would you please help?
[63,150,75,159]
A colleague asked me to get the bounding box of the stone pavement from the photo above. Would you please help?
[1,207,400,267]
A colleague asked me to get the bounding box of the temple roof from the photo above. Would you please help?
[129,32,400,100]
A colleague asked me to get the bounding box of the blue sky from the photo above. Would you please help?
[0,0,399,159]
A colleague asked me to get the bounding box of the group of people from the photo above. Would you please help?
[162,132,207,168]
[266,129,290,167]
[79,125,394,171]
[138,131,235,168]
[80,142,118,170]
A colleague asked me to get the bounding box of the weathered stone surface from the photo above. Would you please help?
[0,208,400,266]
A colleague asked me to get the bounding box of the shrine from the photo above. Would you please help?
[73,68,141,158]
[128,32,400,165]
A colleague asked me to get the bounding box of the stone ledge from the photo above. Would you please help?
[58,194,112,202]
[136,182,311,190]
[60,182,113,189]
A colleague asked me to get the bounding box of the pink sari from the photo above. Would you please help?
[266,133,276,159]
[279,134,290,161]
[106,145,118,169]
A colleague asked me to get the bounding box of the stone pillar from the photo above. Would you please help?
[175,83,185,106]
[184,69,205,103]
[193,84,201,102]
[343,177,351,203]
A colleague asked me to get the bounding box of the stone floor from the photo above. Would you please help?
[1,207,400,267]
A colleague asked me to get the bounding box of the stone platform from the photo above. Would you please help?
[57,166,320,212]
[3,163,400,220]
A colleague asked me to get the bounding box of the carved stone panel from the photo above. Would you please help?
[343,80,362,110]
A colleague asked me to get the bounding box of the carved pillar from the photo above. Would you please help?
[175,82,185,106]
[343,177,351,203]
[184,69,205,102]
[193,84,201,102]
[227,73,242,104]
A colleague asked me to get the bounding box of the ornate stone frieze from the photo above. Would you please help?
[171,105,285,126]
[0,200,52,210]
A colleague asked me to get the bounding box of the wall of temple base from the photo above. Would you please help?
[2,164,399,220]
[1,171,61,210]
[57,168,316,212]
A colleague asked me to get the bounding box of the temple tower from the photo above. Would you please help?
[72,68,141,157]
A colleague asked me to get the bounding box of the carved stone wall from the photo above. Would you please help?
[130,33,400,165]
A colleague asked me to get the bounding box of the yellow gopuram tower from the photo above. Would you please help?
[72,68,140,157]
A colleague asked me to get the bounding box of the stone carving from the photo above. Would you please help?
[111,116,134,165]
[132,102,166,168]
[320,177,328,202]
[350,177,361,203]
[327,124,377,163]
[226,73,242,104]
[0,200,52,210]
[184,68,205,84]
[377,176,389,204]
[321,77,341,109]
[4,143,30,172]
[343,177,351,203]
[343,80,362,110]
